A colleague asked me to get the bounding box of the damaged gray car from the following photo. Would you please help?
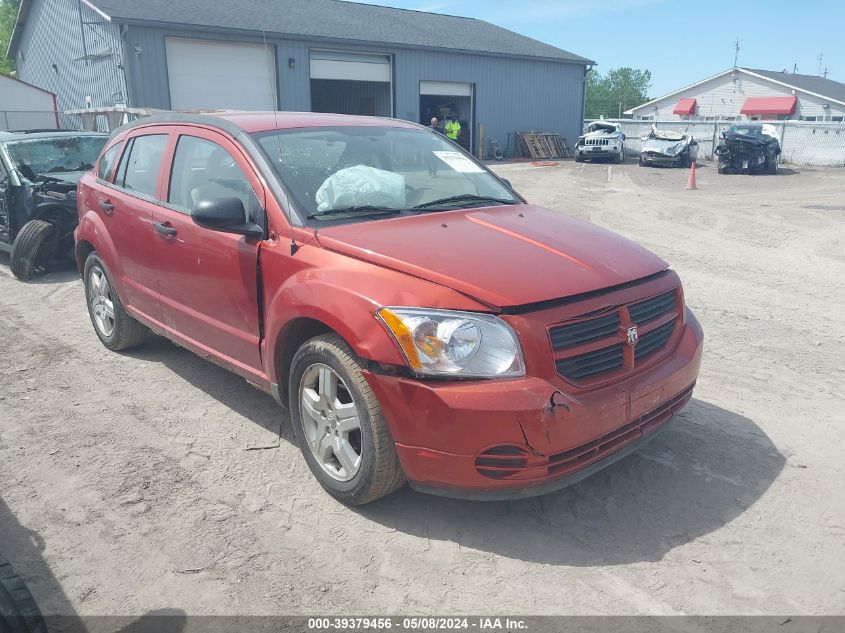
[0,131,107,280]
[639,125,698,168]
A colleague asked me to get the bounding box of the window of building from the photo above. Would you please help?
[800,116,818,122]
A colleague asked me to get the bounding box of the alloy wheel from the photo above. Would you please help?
[298,363,363,482]
[88,267,115,338]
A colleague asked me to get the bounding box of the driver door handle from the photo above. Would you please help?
[98,200,114,214]
[153,222,177,238]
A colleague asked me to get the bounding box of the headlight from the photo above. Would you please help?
[376,308,525,378]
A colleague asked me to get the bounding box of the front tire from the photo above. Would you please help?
[289,333,405,505]
[767,155,778,174]
[84,252,148,351]
[10,220,55,281]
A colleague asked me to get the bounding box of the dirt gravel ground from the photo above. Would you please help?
[1,158,844,618]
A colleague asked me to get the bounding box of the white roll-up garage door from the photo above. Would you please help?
[309,50,391,83]
[165,38,277,111]
[420,81,473,97]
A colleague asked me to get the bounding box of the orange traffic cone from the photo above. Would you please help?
[686,161,698,190]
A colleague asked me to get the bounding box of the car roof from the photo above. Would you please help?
[0,130,108,143]
[112,111,424,137]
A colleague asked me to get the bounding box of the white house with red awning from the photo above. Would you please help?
[625,67,845,122]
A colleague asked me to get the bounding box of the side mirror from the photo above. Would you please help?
[191,197,263,239]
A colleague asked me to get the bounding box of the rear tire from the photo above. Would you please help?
[9,220,55,281]
[84,252,148,351]
[0,555,47,633]
[289,333,406,505]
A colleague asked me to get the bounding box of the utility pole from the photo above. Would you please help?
[817,53,824,76]
[823,67,829,79]
[733,37,740,68]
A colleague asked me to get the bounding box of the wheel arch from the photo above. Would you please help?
[74,213,124,282]
[272,316,336,406]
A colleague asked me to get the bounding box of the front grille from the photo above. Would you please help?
[629,290,676,324]
[635,318,676,360]
[549,288,680,383]
[584,138,611,146]
[556,345,624,380]
[550,312,620,348]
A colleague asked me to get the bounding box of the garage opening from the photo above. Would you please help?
[420,81,474,153]
[310,51,392,117]
[165,38,277,111]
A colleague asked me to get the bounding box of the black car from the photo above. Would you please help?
[0,131,108,280]
[715,123,781,175]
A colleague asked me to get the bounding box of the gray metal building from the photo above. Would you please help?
[7,0,593,154]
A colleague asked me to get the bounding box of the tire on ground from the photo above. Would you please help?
[83,251,148,351]
[288,333,406,505]
[0,554,47,633]
[9,220,54,281]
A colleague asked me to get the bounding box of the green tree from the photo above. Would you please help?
[585,67,652,119]
[0,0,20,76]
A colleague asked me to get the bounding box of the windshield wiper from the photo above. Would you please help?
[411,194,515,211]
[306,205,403,220]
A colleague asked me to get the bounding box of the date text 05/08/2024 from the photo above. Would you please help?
[308,617,528,630]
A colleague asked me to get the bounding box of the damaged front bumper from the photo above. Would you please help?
[363,312,704,500]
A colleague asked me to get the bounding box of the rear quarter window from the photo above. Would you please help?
[97,143,121,182]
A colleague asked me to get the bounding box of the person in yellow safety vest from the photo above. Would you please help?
[444,118,461,141]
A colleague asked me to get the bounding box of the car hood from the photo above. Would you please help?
[315,205,669,308]
[642,136,691,156]
[36,171,84,184]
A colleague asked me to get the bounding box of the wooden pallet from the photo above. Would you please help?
[517,132,571,159]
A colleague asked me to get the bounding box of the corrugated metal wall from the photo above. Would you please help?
[123,25,588,155]
[14,0,127,129]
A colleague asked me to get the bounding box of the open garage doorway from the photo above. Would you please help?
[420,81,474,153]
[310,50,392,117]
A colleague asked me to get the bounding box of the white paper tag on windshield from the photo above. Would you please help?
[433,151,485,173]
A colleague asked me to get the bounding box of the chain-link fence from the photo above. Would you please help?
[585,119,845,167]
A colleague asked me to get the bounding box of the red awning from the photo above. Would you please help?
[740,96,797,116]
[673,98,697,115]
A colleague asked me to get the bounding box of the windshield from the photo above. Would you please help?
[728,125,763,138]
[254,126,519,223]
[4,136,107,180]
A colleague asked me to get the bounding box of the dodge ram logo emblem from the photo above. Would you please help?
[626,326,639,346]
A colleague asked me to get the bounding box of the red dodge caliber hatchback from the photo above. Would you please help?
[76,113,703,504]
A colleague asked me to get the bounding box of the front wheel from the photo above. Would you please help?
[289,333,406,505]
[84,252,148,351]
[767,155,779,174]
[9,220,55,281]
[615,145,625,163]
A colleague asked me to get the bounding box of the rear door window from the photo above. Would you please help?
[115,134,168,198]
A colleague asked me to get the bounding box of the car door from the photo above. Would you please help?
[151,127,264,376]
[86,132,170,324]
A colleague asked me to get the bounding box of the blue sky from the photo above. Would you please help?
[347,0,845,97]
